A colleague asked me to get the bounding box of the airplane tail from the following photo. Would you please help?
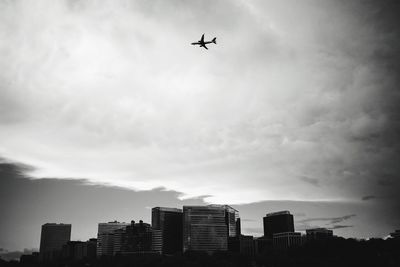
[212,37,217,44]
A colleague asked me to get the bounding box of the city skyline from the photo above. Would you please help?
[28,205,361,262]
[1,0,400,255]
[0,157,399,252]
[14,204,400,258]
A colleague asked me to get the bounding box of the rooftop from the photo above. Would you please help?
[152,207,182,213]
[266,211,291,217]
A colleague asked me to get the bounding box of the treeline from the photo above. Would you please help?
[1,237,399,267]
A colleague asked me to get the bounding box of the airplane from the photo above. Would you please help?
[191,34,217,50]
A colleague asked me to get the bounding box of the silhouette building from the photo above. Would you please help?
[97,221,130,257]
[151,207,183,255]
[263,211,294,238]
[306,228,333,241]
[273,232,302,250]
[113,220,161,255]
[61,238,97,260]
[62,241,85,260]
[86,238,98,259]
[239,235,255,256]
[39,223,71,261]
[183,205,240,254]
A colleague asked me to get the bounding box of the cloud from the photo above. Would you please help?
[299,176,320,187]
[298,214,356,225]
[329,225,354,230]
[241,219,256,222]
[362,195,376,201]
[242,227,263,236]
[0,0,399,207]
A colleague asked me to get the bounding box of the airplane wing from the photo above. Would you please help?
[200,34,204,43]
[203,44,208,50]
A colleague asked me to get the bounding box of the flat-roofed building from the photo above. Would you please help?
[39,223,71,261]
[113,220,161,255]
[263,211,294,238]
[183,205,240,254]
[152,207,183,254]
[306,228,333,242]
[273,232,302,250]
[97,221,129,257]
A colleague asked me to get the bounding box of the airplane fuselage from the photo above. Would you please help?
[191,34,216,50]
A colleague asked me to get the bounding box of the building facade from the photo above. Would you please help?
[112,220,161,255]
[306,228,333,242]
[151,207,183,254]
[96,221,129,257]
[239,235,254,257]
[273,232,302,250]
[39,223,71,261]
[62,241,86,260]
[183,205,240,254]
[263,211,294,238]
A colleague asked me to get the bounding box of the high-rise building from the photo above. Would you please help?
[39,223,71,261]
[183,205,240,254]
[113,220,160,255]
[223,205,240,238]
[151,207,183,255]
[97,221,129,257]
[263,211,294,238]
[151,229,163,254]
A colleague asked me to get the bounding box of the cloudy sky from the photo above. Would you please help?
[1,0,399,252]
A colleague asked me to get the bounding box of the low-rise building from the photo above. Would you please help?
[273,232,302,250]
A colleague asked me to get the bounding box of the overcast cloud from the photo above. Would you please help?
[0,0,399,227]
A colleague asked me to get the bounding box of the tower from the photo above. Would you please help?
[183,205,240,254]
[151,207,183,254]
[263,211,294,238]
[39,223,71,261]
[96,221,129,257]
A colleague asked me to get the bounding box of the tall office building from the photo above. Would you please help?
[151,207,183,254]
[263,211,294,238]
[152,229,162,254]
[121,220,153,253]
[113,220,160,255]
[224,205,240,237]
[96,221,129,257]
[39,223,71,261]
[183,205,240,254]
